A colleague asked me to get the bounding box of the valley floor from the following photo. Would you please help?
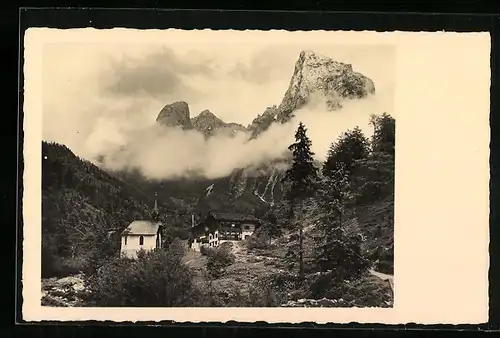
[181,240,394,308]
[41,239,394,308]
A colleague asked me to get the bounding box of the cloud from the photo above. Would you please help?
[101,47,216,100]
[42,42,395,181]
[227,47,293,84]
[93,90,392,181]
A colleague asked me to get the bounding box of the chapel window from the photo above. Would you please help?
[139,236,144,246]
[124,236,127,245]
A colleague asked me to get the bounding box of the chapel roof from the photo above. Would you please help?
[121,220,162,236]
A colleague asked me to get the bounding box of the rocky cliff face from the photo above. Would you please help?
[276,50,375,123]
[191,109,247,137]
[156,101,193,129]
[156,103,247,137]
[247,106,278,139]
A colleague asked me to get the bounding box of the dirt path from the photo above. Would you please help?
[369,269,393,281]
[182,250,203,267]
[369,269,394,296]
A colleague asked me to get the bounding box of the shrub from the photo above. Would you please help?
[198,280,249,307]
[42,248,83,278]
[200,244,212,256]
[205,246,236,279]
[83,245,201,307]
[306,271,392,307]
[246,234,272,250]
[247,271,304,307]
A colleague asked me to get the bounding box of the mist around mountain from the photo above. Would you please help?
[145,50,378,210]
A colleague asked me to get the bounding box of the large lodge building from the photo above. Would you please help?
[189,211,261,251]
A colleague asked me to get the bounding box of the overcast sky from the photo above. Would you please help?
[42,35,395,179]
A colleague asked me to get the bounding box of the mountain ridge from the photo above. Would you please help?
[155,50,375,139]
[103,50,379,224]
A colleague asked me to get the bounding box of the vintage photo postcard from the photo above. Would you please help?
[22,28,490,324]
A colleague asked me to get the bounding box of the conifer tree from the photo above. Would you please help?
[283,122,319,280]
[322,126,370,180]
[352,113,395,204]
[314,164,370,280]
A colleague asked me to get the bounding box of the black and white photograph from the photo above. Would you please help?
[22,27,490,324]
[39,31,395,308]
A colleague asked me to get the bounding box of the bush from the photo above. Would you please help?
[198,282,249,307]
[307,272,392,307]
[83,245,201,307]
[247,271,304,307]
[200,244,212,256]
[42,243,83,278]
[205,246,236,279]
[246,234,272,250]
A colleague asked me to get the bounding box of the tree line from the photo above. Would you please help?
[279,113,395,280]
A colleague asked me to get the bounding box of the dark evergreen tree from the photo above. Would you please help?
[322,126,370,180]
[258,212,282,245]
[283,122,319,279]
[352,113,395,205]
[370,113,395,157]
[314,165,370,281]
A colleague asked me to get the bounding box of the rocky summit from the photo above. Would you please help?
[191,109,247,137]
[275,50,375,123]
[246,105,279,139]
[156,101,193,130]
[156,103,247,137]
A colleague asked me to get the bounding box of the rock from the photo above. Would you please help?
[191,109,247,137]
[275,50,375,123]
[72,283,85,292]
[56,275,84,288]
[156,101,193,130]
[247,106,278,139]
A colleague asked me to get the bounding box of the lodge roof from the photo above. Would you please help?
[122,220,162,236]
[208,211,260,222]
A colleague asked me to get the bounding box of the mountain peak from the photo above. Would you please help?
[191,109,247,137]
[298,50,352,70]
[198,109,219,119]
[192,109,225,132]
[276,50,375,123]
[156,101,193,129]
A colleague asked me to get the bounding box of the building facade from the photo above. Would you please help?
[120,220,163,259]
[189,211,260,251]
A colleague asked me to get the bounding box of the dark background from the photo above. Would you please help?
[8,2,500,337]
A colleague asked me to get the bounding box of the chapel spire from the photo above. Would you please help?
[152,192,160,222]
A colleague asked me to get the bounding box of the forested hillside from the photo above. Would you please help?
[320,113,395,273]
[42,142,156,278]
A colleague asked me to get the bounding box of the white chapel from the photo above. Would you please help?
[120,194,163,259]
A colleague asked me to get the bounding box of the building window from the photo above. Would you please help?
[215,233,218,238]
[244,225,250,230]
[124,236,127,245]
[139,236,144,246]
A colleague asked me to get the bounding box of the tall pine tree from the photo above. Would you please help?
[322,126,370,180]
[283,122,319,279]
[314,164,369,280]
